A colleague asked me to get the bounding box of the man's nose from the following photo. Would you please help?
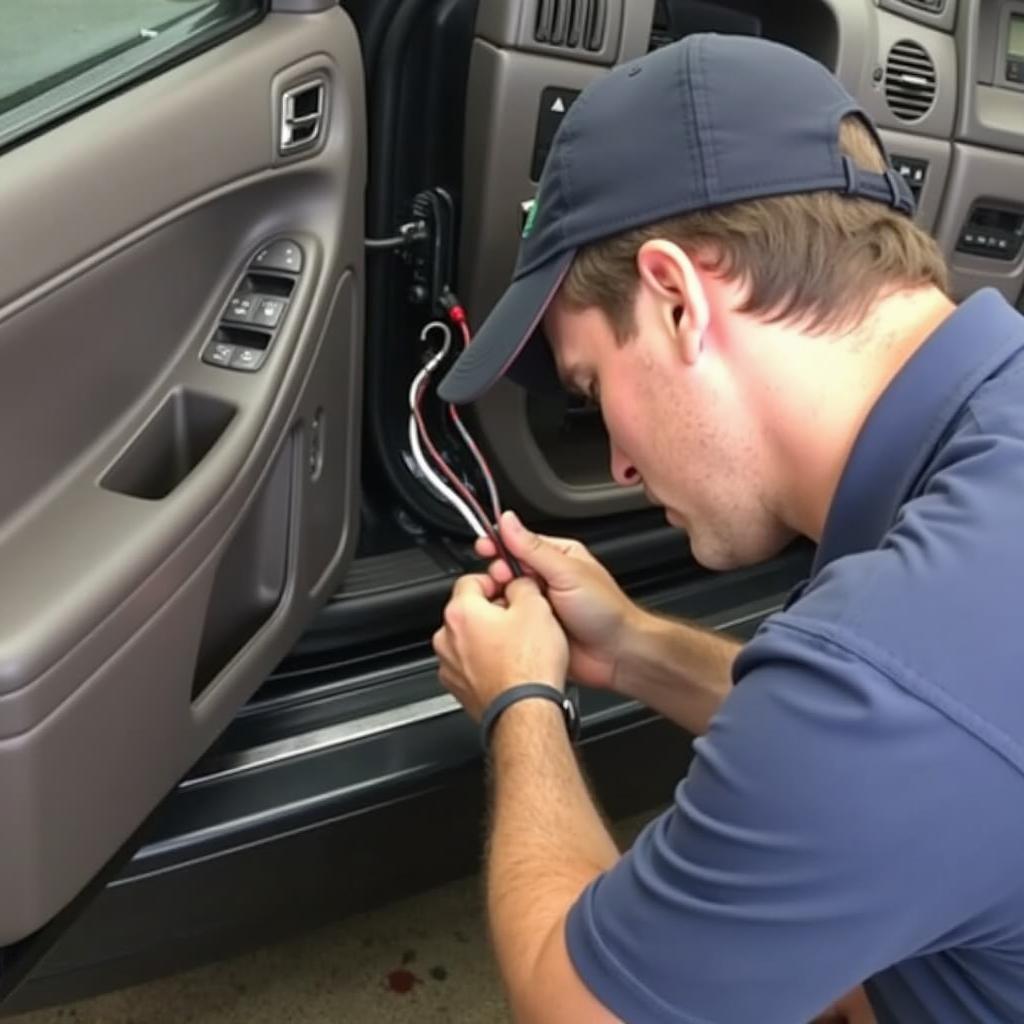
[610,444,640,488]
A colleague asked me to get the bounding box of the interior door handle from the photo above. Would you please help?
[280,78,327,154]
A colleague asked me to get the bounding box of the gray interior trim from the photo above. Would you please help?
[477,0,641,66]
[879,0,958,34]
[1,13,334,311]
[0,7,366,946]
[933,142,1024,302]
[618,0,658,61]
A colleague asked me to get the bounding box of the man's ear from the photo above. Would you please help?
[635,240,709,366]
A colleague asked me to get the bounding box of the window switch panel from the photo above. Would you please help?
[206,238,303,372]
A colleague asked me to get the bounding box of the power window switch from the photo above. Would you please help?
[224,294,256,323]
[203,341,235,367]
[230,347,264,372]
[252,297,287,328]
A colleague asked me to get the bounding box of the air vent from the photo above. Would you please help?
[534,0,608,52]
[884,40,937,122]
[897,0,945,12]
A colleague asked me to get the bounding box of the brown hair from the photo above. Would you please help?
[560,115,949,338]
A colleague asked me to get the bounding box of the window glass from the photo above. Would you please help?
[0,1,264,148]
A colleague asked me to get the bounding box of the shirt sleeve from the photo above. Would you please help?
[565,616,1011,1024]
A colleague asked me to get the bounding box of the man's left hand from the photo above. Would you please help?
[433,574,570,721]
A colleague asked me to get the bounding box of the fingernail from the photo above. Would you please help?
[505,510,521,530]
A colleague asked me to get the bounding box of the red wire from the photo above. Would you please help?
[448,314,522,576]
[451,315,501,522]
[448,407,501,524]
[412,377,501,550]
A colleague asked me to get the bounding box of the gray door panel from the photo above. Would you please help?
[0,8,365,945]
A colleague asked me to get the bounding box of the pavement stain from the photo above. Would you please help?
[384,969,420,995]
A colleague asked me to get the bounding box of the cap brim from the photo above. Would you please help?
[437,250,574,404]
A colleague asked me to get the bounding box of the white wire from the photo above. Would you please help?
[420,320,453,374]
[406,321,487,538]
[408,408,486,539]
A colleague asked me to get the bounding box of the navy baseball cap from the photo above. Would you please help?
[437,33,914,405]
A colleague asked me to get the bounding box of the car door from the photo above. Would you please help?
[0,0,364,960]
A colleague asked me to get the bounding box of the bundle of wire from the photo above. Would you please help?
[408,319,523,576]
[410,318,579,724]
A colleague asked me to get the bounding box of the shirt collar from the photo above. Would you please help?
[812,288,1024,576]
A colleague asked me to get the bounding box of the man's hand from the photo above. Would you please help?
[433,573,569,721]
[476,511,643,689]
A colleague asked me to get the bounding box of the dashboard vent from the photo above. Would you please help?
[534,0,608,52]
[898,0,945,12]
[884,40,937,122]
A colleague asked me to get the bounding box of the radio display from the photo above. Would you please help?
[1010,14,1024,58]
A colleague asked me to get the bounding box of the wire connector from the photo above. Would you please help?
[439,287,467,326]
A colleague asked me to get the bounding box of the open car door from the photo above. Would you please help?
[0,0,364,965]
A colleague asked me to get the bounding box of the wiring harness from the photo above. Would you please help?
[408,302,580,726]
[408,308,523,577]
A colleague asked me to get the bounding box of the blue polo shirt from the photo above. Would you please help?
[566,289,1024,1023]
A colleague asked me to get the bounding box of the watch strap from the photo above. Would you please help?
[480,683,579,753]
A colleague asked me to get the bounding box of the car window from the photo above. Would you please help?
[0,0,265,150]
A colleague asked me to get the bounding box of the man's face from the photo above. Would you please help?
[543,289,796,571]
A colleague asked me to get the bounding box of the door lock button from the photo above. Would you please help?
[252,297,287,328]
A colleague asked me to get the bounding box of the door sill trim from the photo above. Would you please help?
[181,692,459,788]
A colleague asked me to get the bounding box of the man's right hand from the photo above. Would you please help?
[476,511,643,690]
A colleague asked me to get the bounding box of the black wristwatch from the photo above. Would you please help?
[479,683,580,753]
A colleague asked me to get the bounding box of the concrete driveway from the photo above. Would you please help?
[8,813,657,1023]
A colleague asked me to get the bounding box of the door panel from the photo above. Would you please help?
[0,6,365,945]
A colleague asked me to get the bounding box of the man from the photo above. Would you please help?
[432,33,1024,1024]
